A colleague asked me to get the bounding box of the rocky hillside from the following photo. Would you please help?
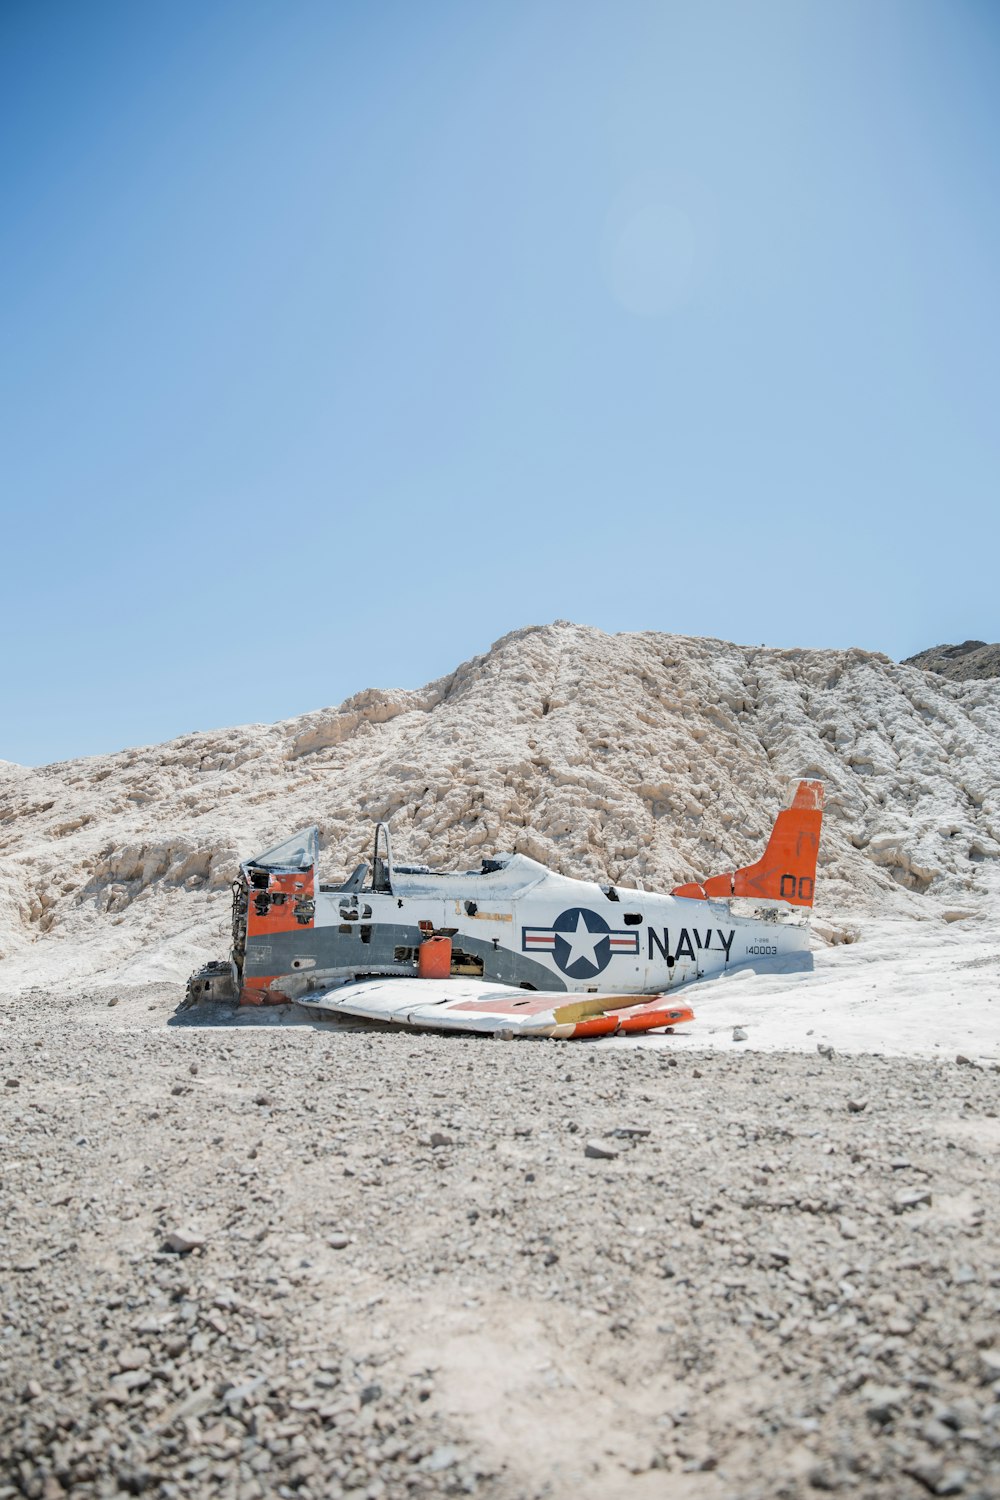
[2,623,999,993]
[904,640,1000,681]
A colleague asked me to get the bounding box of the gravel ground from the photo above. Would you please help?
[1,984,999,1500]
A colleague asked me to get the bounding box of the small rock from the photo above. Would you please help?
[224,1375,267,1409]
[254,1093,272,1107]
[430,1131,453,1148]
[732,1027,747,1042]
[921,1419,953,1448]
[817,1044,835,1059]
[979,1349,1000,1383]
[863,1383,906,1424]
[189,1062,199,1075]
[163,1226,205,1254]
[689,1209,705,1229]
[117,1346,150,1371]
[847,1098,868,1113]
[955,1055,973,1067]
[425,1446,459,1473]
[584,1139,619,1160]
[838,1216,859,1240]
[22,1379,42,1401]
[107,997,119,1007]
[328,1233,350,1250]
[5,1078,20,1089]
[935,1468,969,1496]
[893,1188,932,1213]
[904,1459,944,1493]
[360,1382,382,1405]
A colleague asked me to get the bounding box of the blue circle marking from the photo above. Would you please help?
[551,907,612,979]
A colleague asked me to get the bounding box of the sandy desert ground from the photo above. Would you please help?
[2,984,999,1500]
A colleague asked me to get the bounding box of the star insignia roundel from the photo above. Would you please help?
[521,907,639,979]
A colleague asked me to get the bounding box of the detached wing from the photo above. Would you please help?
[301,977,694,1039]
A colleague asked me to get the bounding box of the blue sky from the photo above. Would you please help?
[3,0,998,765]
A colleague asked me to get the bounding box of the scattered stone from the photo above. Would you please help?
[732,1027,748,1042]
[154,1385,217,1428]
[163,1226,205,1254]
[425,1445,459,1473]
[429,1131,453,1148]
[107,997,119,1007]
[893,1188,932,1213]
[863,1384,907,1424]
[224,1375,268,1408]
[955,1055,973,1067]
[979,1349,1000,1383]
[5,1078,20,1089]
[116,1345,150,1371]
[838,1216,859,1240]
[904,1459,944,1493]
[847,1098,868,1113]
[254,1092,272,1106]
[584,1139,619,1160]
[817,1044,835,1059]
[328,1232,350,1250]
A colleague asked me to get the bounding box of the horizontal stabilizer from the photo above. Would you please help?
[672,779,824,908]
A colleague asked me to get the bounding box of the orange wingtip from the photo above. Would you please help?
[616,1004,695,1033]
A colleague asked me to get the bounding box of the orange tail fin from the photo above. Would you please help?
[672,780,824,908]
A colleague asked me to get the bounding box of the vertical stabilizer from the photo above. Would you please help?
[671,780,824,907]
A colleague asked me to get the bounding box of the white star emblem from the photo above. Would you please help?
[557,912,604,970]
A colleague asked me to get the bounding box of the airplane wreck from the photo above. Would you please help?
[185,781,824,1039]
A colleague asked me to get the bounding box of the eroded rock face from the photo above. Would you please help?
[1,622,998,992]
[904,641,1000,681]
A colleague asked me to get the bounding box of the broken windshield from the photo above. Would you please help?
[248,826,319,871]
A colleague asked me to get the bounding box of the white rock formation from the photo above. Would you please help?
[1,622,998,994]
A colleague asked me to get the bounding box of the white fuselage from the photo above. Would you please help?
[312,853,808,995]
